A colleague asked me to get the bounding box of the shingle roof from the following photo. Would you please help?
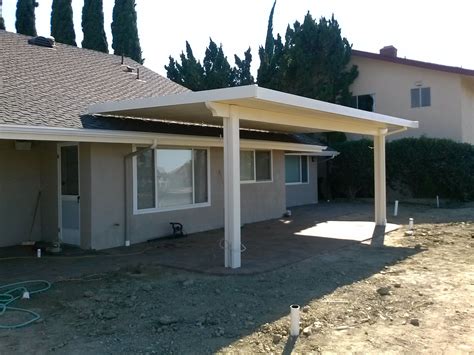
[352,49,474,77]
[0,30,188,128]
[0,31,328,149]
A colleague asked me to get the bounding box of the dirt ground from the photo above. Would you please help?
[0,202,473,354]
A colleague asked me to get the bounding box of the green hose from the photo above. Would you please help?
[0,280,51,329]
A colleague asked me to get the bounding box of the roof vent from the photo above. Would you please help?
[28,36,55,48]
[379,45,397,58]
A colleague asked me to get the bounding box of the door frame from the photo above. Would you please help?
[57,142,80,245]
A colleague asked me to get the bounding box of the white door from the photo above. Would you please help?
[59,143,80,245]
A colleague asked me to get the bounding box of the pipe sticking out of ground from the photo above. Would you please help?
[290,304,300,336]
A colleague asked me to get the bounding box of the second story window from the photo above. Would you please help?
[350,94,375,112]
[411,87,431,108]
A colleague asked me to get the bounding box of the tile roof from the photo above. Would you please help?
[0,30,188,128]
[352,49,474,77]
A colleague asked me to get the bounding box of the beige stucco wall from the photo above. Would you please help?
[0,140,58,247]
[39,142,59,242]
[350,56,467,142]
[83,144,287,249]
[461,77,474,144]
[285,158,318,207]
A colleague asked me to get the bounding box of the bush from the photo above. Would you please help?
[329,137,474,201]
[330,139,374,199]
[387,137,474,201]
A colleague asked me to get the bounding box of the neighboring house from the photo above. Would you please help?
[350,46,474,143]
[0,31,416,268]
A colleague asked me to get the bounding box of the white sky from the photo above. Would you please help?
[2,0,474,77]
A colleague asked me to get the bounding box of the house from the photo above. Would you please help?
[0,31,417,268]
[350,46,474,143]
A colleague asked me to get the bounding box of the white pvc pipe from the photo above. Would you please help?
[409,218,414,230]
[290,304,300,336]
[394,200,399,216]
[36,249,41,258]
[436,195,440,208]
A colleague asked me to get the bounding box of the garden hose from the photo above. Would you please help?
[0,280,51,329]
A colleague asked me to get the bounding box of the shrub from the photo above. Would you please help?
[330,139,374,199]
[329,137,474,201]
[387,137,474,201]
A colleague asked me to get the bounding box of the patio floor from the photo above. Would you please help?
[0,202,399,281]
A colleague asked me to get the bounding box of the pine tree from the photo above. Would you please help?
[202,38,232,90]
[257,3,358,106]
[166,40,254,90]
[111,0,143,64]
[15,0,38,36]
[282,13,358,105]
[51,0,76,46]
[232,48,254,86]
[81,0,108,53]
[165,41,204,91]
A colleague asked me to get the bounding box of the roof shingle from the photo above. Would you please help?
[0,30,188,128]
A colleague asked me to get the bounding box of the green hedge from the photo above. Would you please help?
[329,137,474,201]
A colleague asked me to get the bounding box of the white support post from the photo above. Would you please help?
[223,107,241,268]
[374,129,387,226]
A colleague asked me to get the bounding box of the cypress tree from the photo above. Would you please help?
[165,41,204,91]
[202,38,232,90]
[0,17,5,31]
[81,0,108,53]
[232,48,254,86]
[51,0,76,46]
[15,0,38,36]
[257,0,277,87]
[111,0,143,64]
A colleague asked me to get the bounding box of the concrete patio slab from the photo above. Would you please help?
[0,202,400,281]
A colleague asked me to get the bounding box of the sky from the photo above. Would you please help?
[2,0,474,77]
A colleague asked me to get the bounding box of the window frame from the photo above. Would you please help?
[239,149,273,184]
[285,154,310,185]
[351,93,376,112]
[411,87,431,108]
[133,146,211,215]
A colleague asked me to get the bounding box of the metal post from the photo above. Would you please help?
[223,108,241,268]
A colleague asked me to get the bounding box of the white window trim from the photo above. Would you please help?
[411,87,431,108]
[285,154,309,185]
[240,149,273,184]
[132,146,211,215]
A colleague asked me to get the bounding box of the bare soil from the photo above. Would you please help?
[1,204,473,354]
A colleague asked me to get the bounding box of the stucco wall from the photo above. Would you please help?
[0,140,58,247]
[0,140,41,247]
[285,158,318,207]
[350,56,465,142]
[85,144,287,249]
[461,77,474,144]
[85,143,129,250]
[39,142,59,242]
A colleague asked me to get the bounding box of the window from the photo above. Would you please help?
[411,87,431,108]
[135,148,209,212]
[350,94,375,112]
[240,150,272,182]
[285,155,309,184]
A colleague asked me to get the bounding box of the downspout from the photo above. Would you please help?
[123,139,158,246]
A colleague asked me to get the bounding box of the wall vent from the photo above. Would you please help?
[28,36,55,48]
